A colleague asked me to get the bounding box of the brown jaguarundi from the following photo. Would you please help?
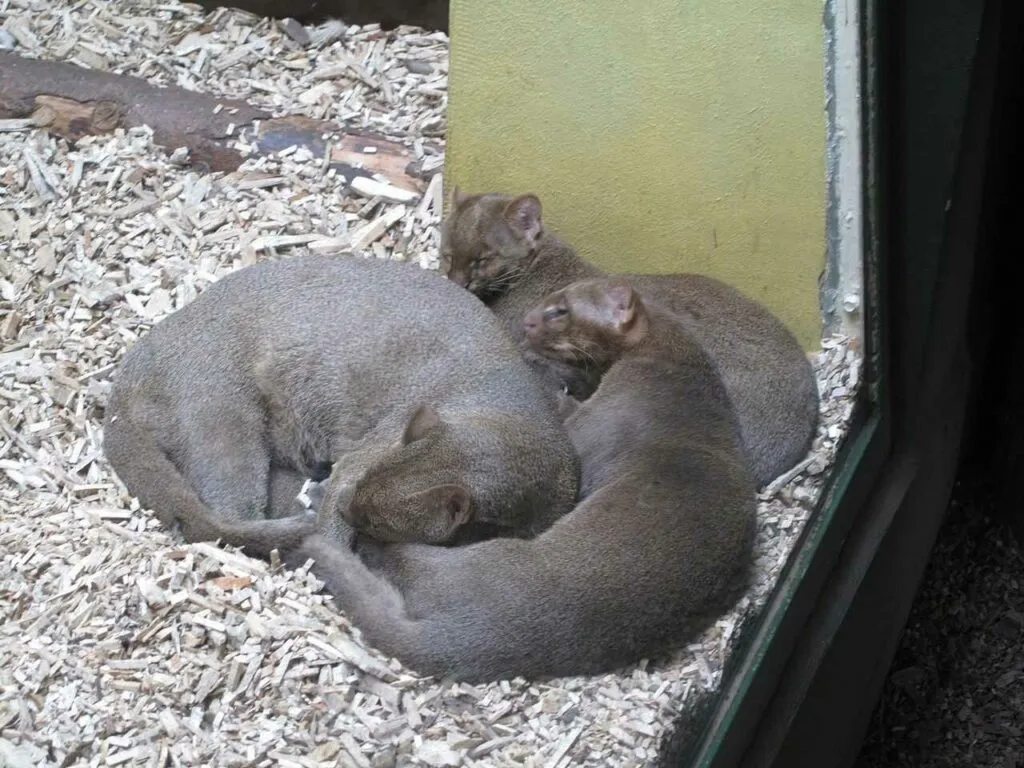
[102,254,579,546]
[440,188,819,488]
[186,276,757,682]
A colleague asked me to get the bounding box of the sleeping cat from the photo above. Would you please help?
[103,254,579,547]
[186,276,756,682]
[440,189,819,488]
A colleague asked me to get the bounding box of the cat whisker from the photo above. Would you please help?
[551,340,597,366]
[489,267,526,289]
[569,340,601,367]
[468,265,522,295]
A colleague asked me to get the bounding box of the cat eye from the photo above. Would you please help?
[543,306,568,322]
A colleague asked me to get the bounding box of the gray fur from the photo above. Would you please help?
[202,279,757,682]
[103,255,579,545]
[441,191,820,487]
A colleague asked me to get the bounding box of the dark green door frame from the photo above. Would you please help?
[661,0,1018,765]
[747,0,1017,760]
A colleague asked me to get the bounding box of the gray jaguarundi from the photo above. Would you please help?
[103,254,579,547]
[194,275,757,682]
[441,188,820,488]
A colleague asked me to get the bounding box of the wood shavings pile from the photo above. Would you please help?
[0,2,863,765]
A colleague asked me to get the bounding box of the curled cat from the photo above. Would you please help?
[440,189,819,488]
[199,276,756,682]
[103,254,579,547]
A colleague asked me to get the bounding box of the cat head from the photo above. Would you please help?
[440,188,545,298]
[334,403,475,544]
[522,277,650,372]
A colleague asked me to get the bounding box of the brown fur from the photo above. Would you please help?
[440,189,820,487]
[199,277,756,682]
[103,255,579,547]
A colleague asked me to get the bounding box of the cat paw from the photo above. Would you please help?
[308,484,328,509]
[556,390,581,419]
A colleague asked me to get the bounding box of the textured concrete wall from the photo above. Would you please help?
[447,0,826,348]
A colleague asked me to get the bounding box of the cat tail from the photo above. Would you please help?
[287,533,610,683]
[103,412,314,558]
[292,475,754,683]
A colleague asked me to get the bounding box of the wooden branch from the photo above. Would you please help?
[0,53,425,193]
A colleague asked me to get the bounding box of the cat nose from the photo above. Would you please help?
[448,267,470,287]
[523,309,541,337]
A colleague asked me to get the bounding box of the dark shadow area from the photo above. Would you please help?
[192,0,448,31]
[855,2,1022,761]
[854,477,1024,767]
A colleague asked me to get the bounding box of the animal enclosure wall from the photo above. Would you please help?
[446,0,827,349]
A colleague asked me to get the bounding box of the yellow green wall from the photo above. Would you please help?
[447,0,826,349]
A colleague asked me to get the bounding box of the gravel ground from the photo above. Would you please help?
[855,473,1024,768]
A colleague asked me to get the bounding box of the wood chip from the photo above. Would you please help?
[350,204,407,251]
[545,726,586,768]
[210,575,254,591]
[279,19,311,46]
[0,118,36,133]
[349,175,420,204]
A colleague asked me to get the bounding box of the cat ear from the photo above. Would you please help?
[411,484,473,531]
[402,404,443,444]
[432,484,473,527]
[503,195,544,245]
[604,278,638,330]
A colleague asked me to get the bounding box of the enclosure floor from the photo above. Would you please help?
[1,2,859,766]
[855,476,1024,768]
